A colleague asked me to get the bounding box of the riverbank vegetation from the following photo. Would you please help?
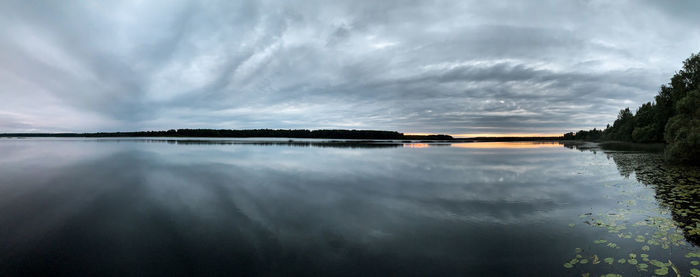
[564,52,699,164]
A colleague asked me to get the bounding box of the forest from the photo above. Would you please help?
[563,52,699,164]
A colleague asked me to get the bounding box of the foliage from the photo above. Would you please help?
[664,90,700,164]
[564,51,700,164]
[563,128,603,141]
[606,108,635,141]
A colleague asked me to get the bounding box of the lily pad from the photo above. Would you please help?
[650,260,667,268]
[688,252,700,258]
[654,267,668,275]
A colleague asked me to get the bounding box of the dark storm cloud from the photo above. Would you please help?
[0,0,698,134]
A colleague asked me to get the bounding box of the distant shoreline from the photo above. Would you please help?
[0,135,671,152]
[0,129,454,141]
[454,136,563,142]
[0,128,580,142]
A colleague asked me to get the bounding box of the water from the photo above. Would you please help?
[0,138,699,276]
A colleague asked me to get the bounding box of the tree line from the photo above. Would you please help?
[564,52,699,164]
[0,129,453,140]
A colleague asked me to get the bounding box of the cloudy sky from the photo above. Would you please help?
[0,0,698,136]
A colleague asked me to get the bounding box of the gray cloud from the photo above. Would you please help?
[0,0,699,134]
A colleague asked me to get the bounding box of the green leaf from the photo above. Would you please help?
[654,267,668,275]
[650,260,667,268]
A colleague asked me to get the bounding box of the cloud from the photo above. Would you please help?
[0,0,698,134]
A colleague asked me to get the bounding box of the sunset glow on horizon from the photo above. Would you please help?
[404,133,564,138]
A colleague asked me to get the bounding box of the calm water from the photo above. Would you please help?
[1,138,699,276]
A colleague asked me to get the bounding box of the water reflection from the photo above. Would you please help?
[96,138,403,148]
[554,141,700,276]
[0,139,697,276]
[402,143,430,148]
[567,143,700,247]
[451,141,562,149]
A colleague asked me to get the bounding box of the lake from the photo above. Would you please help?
[1,138,699,276]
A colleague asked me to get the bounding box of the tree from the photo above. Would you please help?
[664,90,700,164]
[631,102,659,142]
[605,108,635,141]
[663,52,700,164]
[574,51,699,164]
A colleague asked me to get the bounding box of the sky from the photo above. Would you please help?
[1,0,699,136]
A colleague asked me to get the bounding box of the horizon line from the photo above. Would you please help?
[406,132,564,138]
[1,129,566,138]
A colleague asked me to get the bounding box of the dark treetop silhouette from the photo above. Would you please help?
[0,129,453,141]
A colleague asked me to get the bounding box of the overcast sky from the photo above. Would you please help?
[1,0,699,136]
